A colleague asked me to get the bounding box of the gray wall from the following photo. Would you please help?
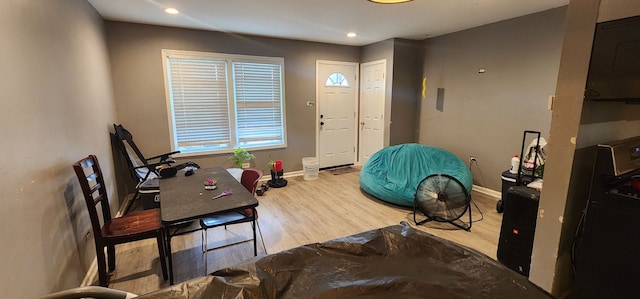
[105,22,360,185]
[0,1,117,297]
[418,7,567,191]
[390,39,420,145]
[530,0,640,296]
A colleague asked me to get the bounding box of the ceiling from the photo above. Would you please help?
[88,0,569,46]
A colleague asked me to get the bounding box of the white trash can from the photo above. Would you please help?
[302,157,319,181]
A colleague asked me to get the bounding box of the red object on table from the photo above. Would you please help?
[274,160,283,172]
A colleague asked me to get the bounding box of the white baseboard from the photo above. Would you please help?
[260,170,303,181]
[282,170,304,178]
[472,184,501,201]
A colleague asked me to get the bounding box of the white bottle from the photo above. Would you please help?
[510,154,520,174]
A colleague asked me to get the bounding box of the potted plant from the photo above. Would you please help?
[229,148,255,169]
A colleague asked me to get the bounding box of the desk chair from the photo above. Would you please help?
[73,155,168,287]
[200,168,264,274]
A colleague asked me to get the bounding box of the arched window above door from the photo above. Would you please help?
[325,72,350,87]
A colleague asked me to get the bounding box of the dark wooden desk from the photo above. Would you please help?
[160,167,259,284]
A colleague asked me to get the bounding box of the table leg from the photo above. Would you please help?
[165,226,174,285]
[253,208,257,256]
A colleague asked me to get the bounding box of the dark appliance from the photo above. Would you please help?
[574,136,640,297]
[497,131,542,276]
[585,16,640,102]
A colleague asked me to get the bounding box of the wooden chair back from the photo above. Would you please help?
[73,154,112,243]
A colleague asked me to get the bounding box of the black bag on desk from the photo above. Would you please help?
[139,178,160,210]
[497,186,540,277]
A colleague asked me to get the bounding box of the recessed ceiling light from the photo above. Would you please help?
[165,8,179,14]
[347,32,357,38]
[368,0,413,3]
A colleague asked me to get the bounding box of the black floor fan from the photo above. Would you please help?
[414,174,472,231]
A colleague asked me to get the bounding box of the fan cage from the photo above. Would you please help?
[414,173,472,231]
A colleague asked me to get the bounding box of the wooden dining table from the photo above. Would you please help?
[159,167,259,284]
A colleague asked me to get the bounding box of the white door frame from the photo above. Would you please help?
[315,60,359,168]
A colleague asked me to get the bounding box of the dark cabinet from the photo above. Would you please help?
[574,194,640,297]
[585,16,640,101]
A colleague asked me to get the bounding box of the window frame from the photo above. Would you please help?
[325,72,350,87]
[161,49,287,157]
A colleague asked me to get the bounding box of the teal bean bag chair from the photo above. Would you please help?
[359,143,473,207]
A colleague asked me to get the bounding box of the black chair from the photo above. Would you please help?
[200,168,264,274]
[72,155,168,287]
[112,124,199,211]
[112,124,177,192]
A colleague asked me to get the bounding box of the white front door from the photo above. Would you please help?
[358,60,386,165]
[316,61,358,169]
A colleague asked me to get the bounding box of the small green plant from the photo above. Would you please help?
[229,148,255,168]
[263,155,277,172]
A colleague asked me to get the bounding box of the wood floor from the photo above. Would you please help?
[105,168,503,296]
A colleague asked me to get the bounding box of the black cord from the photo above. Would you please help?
[571,208,587,274]
[464,157,485,225]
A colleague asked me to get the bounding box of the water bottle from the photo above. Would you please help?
[510,154,520,174]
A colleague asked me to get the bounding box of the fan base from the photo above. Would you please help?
[414,215,472,231]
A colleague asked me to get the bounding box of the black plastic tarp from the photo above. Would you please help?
[139,223,552,299]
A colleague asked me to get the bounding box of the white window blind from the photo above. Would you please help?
[167,57,231,151]
[163,50,286,155]
[233,62,284,147]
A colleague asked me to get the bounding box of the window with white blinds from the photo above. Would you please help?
[163,50,286,155]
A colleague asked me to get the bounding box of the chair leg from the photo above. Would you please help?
[96,247,109,287]
[107,244,116,271]
[156,231,168,280]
